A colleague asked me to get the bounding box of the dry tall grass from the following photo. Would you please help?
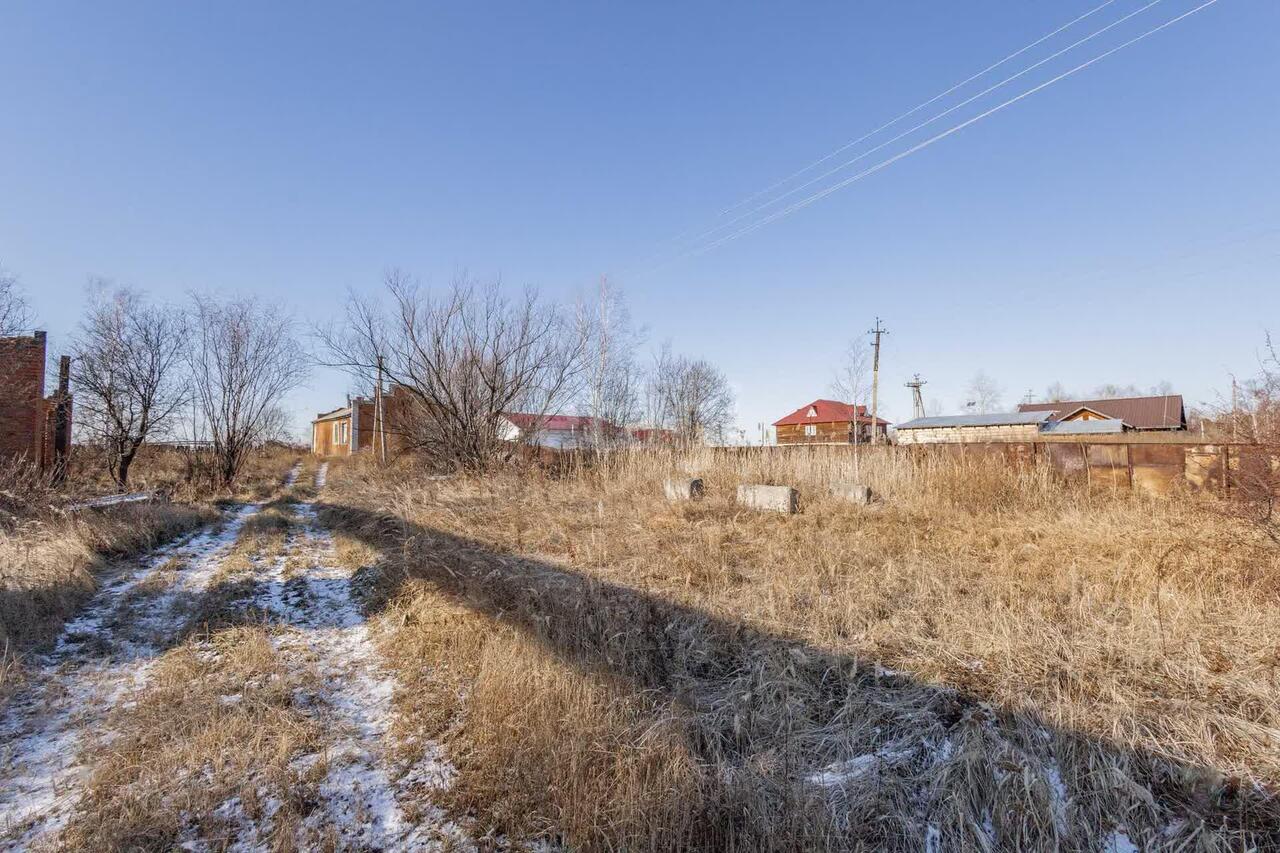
[321,447,1280,850]
[0,448,302,702]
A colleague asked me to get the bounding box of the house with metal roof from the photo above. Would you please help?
[893,411,1053,444]
[1017,394,1186,431]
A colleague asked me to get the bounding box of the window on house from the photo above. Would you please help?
[804,424,817,436]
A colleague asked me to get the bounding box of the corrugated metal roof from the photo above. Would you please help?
[894,411,1052,430]
[1017,395,1185,430]
[772,398,889,427]
[1040,418,1125,434]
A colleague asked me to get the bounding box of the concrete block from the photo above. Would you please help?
[736,484,798,514]
[664,478,705,502]
[830,482,873,505]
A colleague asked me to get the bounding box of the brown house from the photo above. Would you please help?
[311,384,415,459]
[772,399,889,445]
[0,331,72,475]
[1017,394,1186,431]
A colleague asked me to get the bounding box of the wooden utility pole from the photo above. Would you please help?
[867,317,888,444]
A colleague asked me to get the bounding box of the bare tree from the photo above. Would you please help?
[1093,382,1142,398]
[0,266,33,336]
[646,344,735,445]
[1043,381,1074,402]
[70,283,189,488]
[963,371,1004,413]
[830,340,871,405]
[190,294,309,488]
[577,277,643,448]
[830,339,872,444]
[320,271,588,471]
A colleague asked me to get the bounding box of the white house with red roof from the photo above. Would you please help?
[772,398,890,445]
[498,412,627,450]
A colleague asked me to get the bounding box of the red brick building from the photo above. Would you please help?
[1,331,73,474]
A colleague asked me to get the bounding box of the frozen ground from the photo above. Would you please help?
[0,501,262,848]
[0,462,467,851]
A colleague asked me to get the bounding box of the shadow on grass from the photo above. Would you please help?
[309,500,1279,852]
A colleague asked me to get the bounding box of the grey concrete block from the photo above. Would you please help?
[830,482,873,505]
[736,484,798,514]
[664,477,705,502]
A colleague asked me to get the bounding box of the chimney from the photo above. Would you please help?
[58,355,70,395]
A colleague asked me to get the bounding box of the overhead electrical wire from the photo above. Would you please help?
[656,0,1167,259]
[641,0,1223,270]
[713,0,1122,220]
[633,1,1129,270]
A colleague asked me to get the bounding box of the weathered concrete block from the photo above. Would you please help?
[664,477,704,502]
[830,482,873,505]
[736,484,798,514]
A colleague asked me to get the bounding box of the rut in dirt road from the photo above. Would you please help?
[0,500,268,849]
[225,461,469,850]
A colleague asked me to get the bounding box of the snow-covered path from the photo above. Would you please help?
[243,462,468,850]
[1,461,464,850]
[0,501,264,849]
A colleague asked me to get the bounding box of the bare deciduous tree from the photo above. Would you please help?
[70,283,189,488]
[321,271,588,471]
[577,277,643,448]
[1043,381,1074,402]
[830,339,872,443]
[0,266,33,336]
[964,371,1004,413]
[646,344,735,445]
[190,295,309,488]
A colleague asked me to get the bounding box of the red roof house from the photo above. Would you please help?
[772,399,889,445]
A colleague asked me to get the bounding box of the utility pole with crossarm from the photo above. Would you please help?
[867,317,888,444]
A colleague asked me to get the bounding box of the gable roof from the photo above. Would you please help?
[1017,395,1185,430]
[895,411,1052,430]
[773,399,889,427]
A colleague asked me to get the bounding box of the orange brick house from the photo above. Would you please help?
[0,331,72,474]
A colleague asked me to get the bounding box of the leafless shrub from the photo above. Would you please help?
[1215,334,1280,542]
[321,271,588,471]
[189,295,309,488]
[70,283,190,488]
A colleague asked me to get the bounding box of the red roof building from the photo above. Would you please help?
[772,398,889,445]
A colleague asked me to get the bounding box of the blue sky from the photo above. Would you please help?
[2,1,1277,439]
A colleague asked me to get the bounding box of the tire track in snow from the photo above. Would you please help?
[195,462,470,850]
[0,498,271,849]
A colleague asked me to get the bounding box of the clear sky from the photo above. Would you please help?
[2,1,1277,440]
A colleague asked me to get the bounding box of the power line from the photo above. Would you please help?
[673,0,1224,261]
[632,0,1124,269]
[644,0,1171,271]
[713,0,1123,219]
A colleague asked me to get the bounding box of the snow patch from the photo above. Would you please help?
[0,502,263,848]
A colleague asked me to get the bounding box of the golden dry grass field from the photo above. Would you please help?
[2,445,1277,851]
[316,447,1280,851]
